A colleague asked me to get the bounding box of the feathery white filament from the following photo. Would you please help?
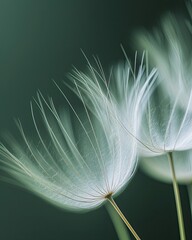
[0,73,138,211]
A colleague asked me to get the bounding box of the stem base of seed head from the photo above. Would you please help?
[106,195,141,240]
[168,152,186,240]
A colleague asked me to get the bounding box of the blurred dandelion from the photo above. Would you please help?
[136,4,192,109]
[138,91,192,240]
[135,4,192,239]
[0,75,143,239]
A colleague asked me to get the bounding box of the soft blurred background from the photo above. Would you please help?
[0,0,191,239]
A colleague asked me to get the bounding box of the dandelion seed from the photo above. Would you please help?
[136,84,189,240]
[0,90,137,210]
[0,82,141,239]
[135,6,192,239]
[134,2,192,156]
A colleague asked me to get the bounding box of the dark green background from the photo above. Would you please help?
[0,0,191,239]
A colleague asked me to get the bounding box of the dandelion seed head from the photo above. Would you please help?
[0,85,137,212]
[135,5,192,157]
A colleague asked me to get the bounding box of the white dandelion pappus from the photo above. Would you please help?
[137,85,192,240]
[138,86,192,157]
[135,9,192,238]
[136,6,192,109]
[0,87,137,212]
[136,87,190,240]
[69,54,158,147]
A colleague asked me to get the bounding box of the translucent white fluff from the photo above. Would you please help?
[139,87,192,156]
[69,57,158,146]
[135,5,192,157]
[140,150,192,184]
[0,89,138,212]
[136,5,192,109]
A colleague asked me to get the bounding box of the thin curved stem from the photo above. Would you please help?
[106,201,131,240]
[168,152,186,240]
[107,196,141,240]
[187,183,192,235]
[187,184,192,217]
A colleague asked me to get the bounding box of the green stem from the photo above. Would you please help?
[168,152,186,240]
[187,184,192,228]
[107,196,141,240]
[106,201,131,240]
